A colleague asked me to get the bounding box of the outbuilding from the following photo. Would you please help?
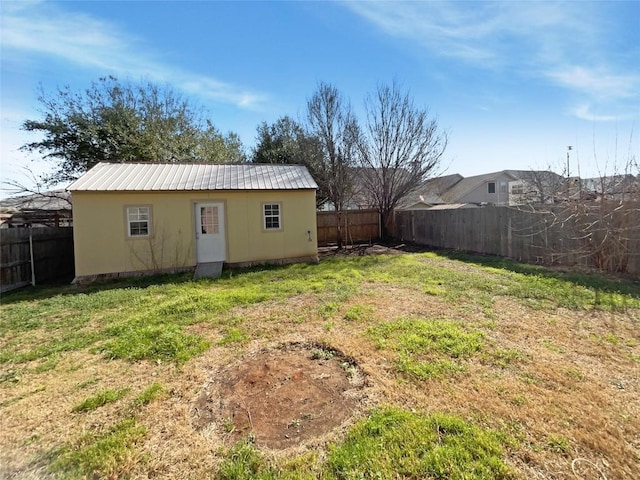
[68,162,318,282]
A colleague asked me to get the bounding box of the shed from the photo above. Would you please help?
[68,162,318,282]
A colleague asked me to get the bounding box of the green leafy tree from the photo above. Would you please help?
[252,116,311,164]
[21,76,245,185]
[252,115,328,207]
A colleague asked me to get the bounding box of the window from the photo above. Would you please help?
[511,184,524,195]
[127,206,150,237]
[500,181,508,194]
[200,206,219,234]
[263,203,281,230]
[487,182,496,194]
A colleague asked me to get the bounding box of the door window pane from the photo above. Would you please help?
[200,206,219,234]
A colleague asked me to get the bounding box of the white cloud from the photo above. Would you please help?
[548,66,639,101]
[0,1,267,109]
[343,1,503,65]
[572,104,621,123]
[342,1,639,102]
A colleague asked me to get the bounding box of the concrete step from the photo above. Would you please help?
[194,261,224,280]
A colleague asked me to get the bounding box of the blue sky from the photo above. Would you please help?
[1,0,638,195]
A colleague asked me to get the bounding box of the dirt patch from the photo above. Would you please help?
[318,243,407,258]
[191,342,368,450]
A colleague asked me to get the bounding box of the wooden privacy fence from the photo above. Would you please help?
[1,227,75,293]
[395,205,640,276]
[317,209,381,246]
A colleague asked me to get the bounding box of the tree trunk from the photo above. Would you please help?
[336,210,344,249]
[380,209,394,241]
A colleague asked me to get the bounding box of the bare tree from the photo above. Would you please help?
[518,142,640,274]
[357,81,448,237]
[564,149,639,272]
[306,82,359,248]
[2,166,67,201]
[1,166,72,210]
[509,169,567,205]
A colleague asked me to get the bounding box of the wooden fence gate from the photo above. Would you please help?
[1,227,74,293]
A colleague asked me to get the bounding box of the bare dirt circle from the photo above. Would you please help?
[191,342,369,450]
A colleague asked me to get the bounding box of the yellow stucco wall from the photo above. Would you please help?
[71,190,318,278]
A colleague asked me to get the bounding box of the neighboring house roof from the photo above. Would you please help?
[505,170,565,188]
[425,203,480,210]
[400,170,564,209]
[68,162,318,192]
[0,190,72,227]
[403,174,464,206]
[0,190,71,213]
[503,169,558,180]
[439,171,519,204]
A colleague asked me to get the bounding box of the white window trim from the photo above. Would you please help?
[126,205,152,238]
[263,203,282,231]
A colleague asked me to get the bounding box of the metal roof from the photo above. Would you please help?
[67,162,318,191]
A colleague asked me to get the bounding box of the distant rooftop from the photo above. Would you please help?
[68,162,318,192]
[0,190,71,212]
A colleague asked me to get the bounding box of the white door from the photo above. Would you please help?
[195,202,226,262]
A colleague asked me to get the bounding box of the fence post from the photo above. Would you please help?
[29,227,36,286]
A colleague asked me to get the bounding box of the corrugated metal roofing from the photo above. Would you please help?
[67,162,318,191]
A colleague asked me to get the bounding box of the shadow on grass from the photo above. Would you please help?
[0,271,196,305]
[5,248,635,307]
[0,260,325,305]
[436,250,640,299]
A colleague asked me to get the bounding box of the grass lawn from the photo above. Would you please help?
[1,250,638,479]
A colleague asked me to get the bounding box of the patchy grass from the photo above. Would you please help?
[545,434,571,454]
[327,408,512,480]
[215,440,272,480]
[217,327,249,346]
[481,348,527,369]
[1,250,638,479]
[368,317,484,380]
[441,251,640,309]
[133,383,164,407]
[49,418,146,479]
[101,321,210,364]
[0,257,370,367]
[214,408,512,480]
[343,304,375,322]
[72,388,130,413]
